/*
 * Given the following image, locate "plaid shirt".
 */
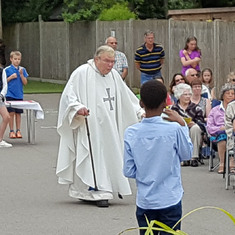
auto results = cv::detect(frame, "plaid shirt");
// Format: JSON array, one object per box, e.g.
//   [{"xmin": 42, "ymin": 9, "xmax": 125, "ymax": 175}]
[{"xmin": 113, "ymin": 51, "xmax": 128, "ymax": 75}]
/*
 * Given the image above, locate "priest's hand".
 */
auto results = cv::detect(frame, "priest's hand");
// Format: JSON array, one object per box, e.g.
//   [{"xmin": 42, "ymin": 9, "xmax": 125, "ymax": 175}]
[{"xmin": 77, "ymin": 107, "xmax": 89, "ymax": 116}]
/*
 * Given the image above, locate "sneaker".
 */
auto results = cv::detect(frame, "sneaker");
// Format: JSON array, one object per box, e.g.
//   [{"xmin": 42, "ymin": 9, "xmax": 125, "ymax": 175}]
[
  {"xmin": 190, "ymin": 159, "xmax": 199, "ymax": 167},
  {"xmin": 0, "ymin": 140, "xmax": 12, "ymax": 148},
  {"xmin": 181, "ymin": 160, "xmax": 190, "ymax": 166}
]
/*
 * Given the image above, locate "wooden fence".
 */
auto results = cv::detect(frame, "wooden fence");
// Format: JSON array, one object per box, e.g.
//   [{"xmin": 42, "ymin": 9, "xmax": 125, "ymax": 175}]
[{"xmin": 3, "ymin": 19, "xmax": 235, "ymax": 95}]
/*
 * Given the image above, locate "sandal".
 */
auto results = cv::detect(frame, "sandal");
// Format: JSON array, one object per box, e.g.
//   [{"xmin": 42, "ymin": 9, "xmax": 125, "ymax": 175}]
[
  {"xmin": 230, "ymin": 168, "xmax": 235, "ymax": 174},
  {"xmin": 218, "ymin": 164, "xmax": 224, "ymax": 174},
  {"xmin": 16, "ymin": 130, "xmax": 22, "ymax": 138},
  {"xmin": 9, "ymin": 130, "xmax": 16, "ymax": 139}
]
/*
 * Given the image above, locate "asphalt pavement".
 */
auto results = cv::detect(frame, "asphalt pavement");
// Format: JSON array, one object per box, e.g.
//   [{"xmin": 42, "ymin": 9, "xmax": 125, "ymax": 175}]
[{"xmin": 0, "ymin": 93, "xmax": 235, "ymax": 235}]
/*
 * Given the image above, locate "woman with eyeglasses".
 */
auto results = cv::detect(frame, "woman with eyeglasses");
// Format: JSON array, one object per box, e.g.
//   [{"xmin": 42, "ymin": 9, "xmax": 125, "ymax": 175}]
[
  {"xmin": 171, "ymin": 83, "xmax": 205, "ymax": 167},
  {"xmin": 169, "ymin": 73, "xmax": 188, "ymax": 104},
  {"xmin": 180, "ymin": 36, "xmax": 201, "ymax": 76},
  {"xmin": 191, "ymin": 78, "xmax": 211, "ymax": 120}
]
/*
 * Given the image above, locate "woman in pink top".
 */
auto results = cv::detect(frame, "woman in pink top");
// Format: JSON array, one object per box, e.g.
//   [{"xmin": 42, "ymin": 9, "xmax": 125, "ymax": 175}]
[{"xmin": 180, "ymin": 36, "xmax": 201, "ymax": 76}]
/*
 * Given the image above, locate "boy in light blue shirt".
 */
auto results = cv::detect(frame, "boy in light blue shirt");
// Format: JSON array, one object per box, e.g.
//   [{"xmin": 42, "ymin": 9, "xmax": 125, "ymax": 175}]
[{"xmin": 123, "ymin": 80, "xmax": 193, "ymax": 234}]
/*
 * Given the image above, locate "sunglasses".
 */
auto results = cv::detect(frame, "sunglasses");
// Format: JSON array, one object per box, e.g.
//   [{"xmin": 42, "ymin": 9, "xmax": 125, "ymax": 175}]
[
  {"xmin": 175, "ymin": 78, "xmax": 184, "ymax": 83},
  {"xmin": 191, "ymin": 74, "xmax": 199, "ymax": 77},
  {"xmin": 232, "ymin": 79, "xmax": 235, "ymax": 82}
]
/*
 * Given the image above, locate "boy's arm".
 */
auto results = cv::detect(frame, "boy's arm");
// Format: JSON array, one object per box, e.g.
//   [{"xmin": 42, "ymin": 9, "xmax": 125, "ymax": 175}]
[
  {"xmin": 123, "ymin": 132, "xmax": 136, "ymax": 179},
  {"xmin": 19, "ymin": 68, "xmax": 27, "ymax": 85},
  {"xmin": 177, "ymin": 127, "xmax": 193, "ymax": 162},
  {"xmin": 162, "ymin": 109, "xmax": 186, "ymax": 126},
  {"xmin": 7, "ymin": 73, "xmax": 17, "ymax": 82}
]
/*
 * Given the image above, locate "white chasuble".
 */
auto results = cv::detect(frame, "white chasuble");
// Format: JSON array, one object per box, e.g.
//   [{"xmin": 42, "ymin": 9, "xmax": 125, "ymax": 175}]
[{"xmin": 56, "ymin": 59, "xmax": 143, "ymax": 199}]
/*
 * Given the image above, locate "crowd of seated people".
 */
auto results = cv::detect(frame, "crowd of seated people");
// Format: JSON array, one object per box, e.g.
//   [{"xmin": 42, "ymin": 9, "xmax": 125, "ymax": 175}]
[{"xmin": 165, "ymin": 68, "xmax": 235, "ymax": 173}]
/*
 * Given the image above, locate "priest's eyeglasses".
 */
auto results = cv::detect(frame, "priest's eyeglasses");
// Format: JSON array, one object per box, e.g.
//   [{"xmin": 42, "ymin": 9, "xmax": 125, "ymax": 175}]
[{"xmin": 99, "ymin": 57, "xmax": 115, "ymax": 65}]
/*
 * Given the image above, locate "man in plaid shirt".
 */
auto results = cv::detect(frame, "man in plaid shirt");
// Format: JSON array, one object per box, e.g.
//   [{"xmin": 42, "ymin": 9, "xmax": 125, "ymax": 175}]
[{"xmin": 106, "ymin": 37, "xmax": 128, "ymax": 81}]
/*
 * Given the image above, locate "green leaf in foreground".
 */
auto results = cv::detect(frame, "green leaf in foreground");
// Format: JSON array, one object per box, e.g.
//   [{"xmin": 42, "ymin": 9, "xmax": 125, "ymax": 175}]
[{"xmin": 119, "ymin": 206, "xmax": 235, "ymax": 234}]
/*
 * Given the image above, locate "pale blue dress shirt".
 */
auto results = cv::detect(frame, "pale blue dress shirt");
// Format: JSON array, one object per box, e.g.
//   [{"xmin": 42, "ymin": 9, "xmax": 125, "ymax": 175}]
[{"xmin": 123, "ymin": 116, "xmax": 193, "ymax": 210}]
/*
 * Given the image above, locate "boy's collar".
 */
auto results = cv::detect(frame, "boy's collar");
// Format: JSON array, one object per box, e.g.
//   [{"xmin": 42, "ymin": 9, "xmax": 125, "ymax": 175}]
[{"xmin": 11, "ymin": 64, "xmax": 19, "ymax": 69}]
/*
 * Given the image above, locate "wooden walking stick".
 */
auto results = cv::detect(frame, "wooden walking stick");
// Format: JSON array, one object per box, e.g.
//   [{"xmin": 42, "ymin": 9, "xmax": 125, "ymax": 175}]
[{"xmin": 85, "ymin": 116, "xmax": 98, "ymax": 191}]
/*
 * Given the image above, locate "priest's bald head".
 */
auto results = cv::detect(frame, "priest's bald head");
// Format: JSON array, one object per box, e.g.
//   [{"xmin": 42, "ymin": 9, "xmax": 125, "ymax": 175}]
[{"xmin": 94, "ymin": 45, "xmax": 115, "ymax": 76}]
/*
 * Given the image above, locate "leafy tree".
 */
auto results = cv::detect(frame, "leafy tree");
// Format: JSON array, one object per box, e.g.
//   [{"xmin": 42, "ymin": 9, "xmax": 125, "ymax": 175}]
[
  {"xmin": 2, "ymin": 0, "xmax": 235, "ymax": 23},
  {"xmin": 131, "ymin": 0, "xmax": 166, "ymax": 19},
  {"xmin": 2, "ymin": 0, "xmax": 63, "ymax": 23},
  {"xmin": 99, "ymin": 3, "xmax": 136, "ymax": 21},
  {"xmin": 168, "ymin": 0, "xmax": 198, "ymax": 10},
  {"xmin": 199, "ymin": 0, "xmax": 235, "ymax": 7},
  {"xmin": 62, "ymin": 0, "xmax": 126, "ymax": 22}
]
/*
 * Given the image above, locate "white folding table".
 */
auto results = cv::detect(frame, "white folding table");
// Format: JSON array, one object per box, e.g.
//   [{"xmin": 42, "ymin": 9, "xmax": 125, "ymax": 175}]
[{"xmin": 6, "ymin": 100, "xmax": 44, "ymax": 144}]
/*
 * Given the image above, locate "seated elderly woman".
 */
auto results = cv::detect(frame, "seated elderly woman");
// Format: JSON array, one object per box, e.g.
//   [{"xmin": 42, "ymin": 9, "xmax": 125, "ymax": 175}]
[
  {"xmin": 207, "ymin": 83, "xmax": 235, "ymax": 174},
  {"xmin": 171, "ymin": 83, "xmax": 205, "ymax": 167}
]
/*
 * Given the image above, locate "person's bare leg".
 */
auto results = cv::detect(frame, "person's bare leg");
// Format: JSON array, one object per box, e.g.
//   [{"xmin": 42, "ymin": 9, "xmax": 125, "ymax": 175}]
[
  {"xmin": 9, "ymin": 112, "xmax": 16, "ymax": 138},
  {"xmin": 0, "ymin": 106, "xmax": 10, "ymax": 141},
  {"xmin": 15, "ymin": 113, "xmax": 22, "ymax": 138},
  {"xmin": 230, "ymin": 156, "xmax": 235, "ymax": 172},
  {"xmin": 217, "ymin": 140, "xmax": 226, "ymax": 173}
]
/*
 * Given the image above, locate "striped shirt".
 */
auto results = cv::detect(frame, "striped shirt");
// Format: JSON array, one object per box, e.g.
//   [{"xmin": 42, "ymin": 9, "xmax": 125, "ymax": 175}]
[{"xmin": 135, "ymin": 43, "xmax": 165, "ymax": 75}]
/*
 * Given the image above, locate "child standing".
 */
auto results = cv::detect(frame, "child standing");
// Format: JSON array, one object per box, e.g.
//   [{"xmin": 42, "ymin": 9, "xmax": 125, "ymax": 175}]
[
  {"xmin": 180, "ymin": 36, "xmax": 201, "ymax": 76},
  {"xmin": 201, "ymin": 68, "xmax": 216, "ymax": 100},
  {"xmin": 5, "ymin": 51, "xmax": 28, "ymax": 138},
  {"xmin": 123, "ymin": 80, "xmax": 193, "ymax": 235}
]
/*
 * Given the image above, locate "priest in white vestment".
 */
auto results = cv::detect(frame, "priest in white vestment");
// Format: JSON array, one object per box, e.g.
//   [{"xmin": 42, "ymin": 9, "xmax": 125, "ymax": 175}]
[{"xmin": 56, "ymin": 45, "xmax": 143, "ymax": 207}]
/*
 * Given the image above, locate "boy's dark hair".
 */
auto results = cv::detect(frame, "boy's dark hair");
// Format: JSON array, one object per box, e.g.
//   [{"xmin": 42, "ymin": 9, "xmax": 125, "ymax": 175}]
[{"xmin": 140, "ymin": 80, "xmax": 167, "ymax": 109}]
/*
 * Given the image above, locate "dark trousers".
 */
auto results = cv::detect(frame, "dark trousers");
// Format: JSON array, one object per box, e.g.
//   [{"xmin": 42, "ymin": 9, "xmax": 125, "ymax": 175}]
[{"xmin": 136, "ymin": 201, "xmax": 182, "ymax": 235}]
